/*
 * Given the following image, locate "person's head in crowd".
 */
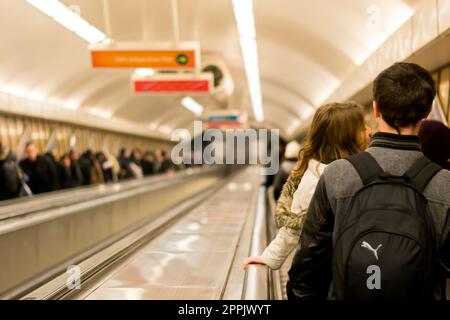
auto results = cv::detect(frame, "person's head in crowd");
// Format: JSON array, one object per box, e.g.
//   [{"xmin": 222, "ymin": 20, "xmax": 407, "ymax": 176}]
[
  {"xmin": 161, "ymin": 150, "xmax": 168, "ymax": 159},
  {"xmin": 143, "ymin": 150, "xmax": 154, "ymax": 162},
  {"xmin": 373, "ymin": 62, "xmax": 435, "ymax": 135},
  {"xmin": 45, "ymin": 149, "xmax": 56, "ymax": 158},
  {"xmin": 119, "ymin": 148, "xmax": 130, "ymax": 159},
  {"xmin": 83, "ymin": 149, "xmax": 93, "ymax": 159},
  {"xmin": 96, "ymin": 151, "xmax": 107, "ymax": 163},
  {"xmin": 60, "ymin": 154, "xmax": 71, "ymax": 168},
  {"xmin": 25, "ymin": 141, "xmax": 38, "ymax": 162},
  {"xmin": 132, "ymin": 148, "xmax": 142, "ymax": 162},
  {"xmin": 292, "ymin": 102, "xmax": 368, "ymax": 179},
  {"xmin": 154, "ymin": 149, "xmax": 162, "ymax": 160},
  {"xmin": 419, "ymin": 120, "xmax": 450, "ymax": 170},
  {"xmin": 69, "ymin": 149, "xmax": 79, "ymax": 161}
]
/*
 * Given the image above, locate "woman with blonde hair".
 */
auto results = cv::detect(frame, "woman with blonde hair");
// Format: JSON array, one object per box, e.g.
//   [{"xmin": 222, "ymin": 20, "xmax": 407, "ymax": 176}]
[{"xmin": 244, "ymin": 102, "xmax": 371, "ymax": 270}]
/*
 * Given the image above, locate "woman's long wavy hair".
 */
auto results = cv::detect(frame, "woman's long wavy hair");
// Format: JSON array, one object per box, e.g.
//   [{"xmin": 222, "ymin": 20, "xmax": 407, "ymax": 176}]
[{"xmin": 292, "ymin": 102, "xmax": 367, "ymax": 179}]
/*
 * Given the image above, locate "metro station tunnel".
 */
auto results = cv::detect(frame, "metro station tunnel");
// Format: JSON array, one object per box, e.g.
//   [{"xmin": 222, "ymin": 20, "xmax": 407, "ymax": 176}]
[{"xmin": 0, "ymin": 0, "xmax": 449, "ymax": 304}]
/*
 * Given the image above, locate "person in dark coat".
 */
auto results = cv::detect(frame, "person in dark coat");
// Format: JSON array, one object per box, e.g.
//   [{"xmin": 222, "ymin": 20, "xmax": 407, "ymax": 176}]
[
  {"xmin": 44, "ymin": 151, "xmax": 61, "ymax": 190},
  {"xmin": 130, "ymin": 148, "xmax": 143, "ymax": 167},
  {"xmin": 0, "ymin": 143, "xmax": 21, "ymax": 201},
  {"xmin": 19, "ymin": 142, "xmax": 59, "ymax": 194},
  {"xmin": 141, "ymin": 151, "xmax": 155, "ymax": 176},
  {"xmin": 117, "ymin": 148, "xmax": 135, "ymax": 180},
  {"xmin": 78, "ymin": 150, "xmax": 92, "ymax": 185},
  {"xmin": 79, "ymin": 149, "xmax": 104, "ymax": 185},
  {"xmin": 57, "ymin": 153, "xmax": 75, "ymax": 189},
  {"xmin": 96, "ymin": 151, "xmax": 114, "ymax": 183},
  {"xmin": 69, "ymin": 149, "xmax": 83, "ymax": 187},
  {"xmin": 159, "ymin": 150, "xmax": 174, "ymax": 173},
  {"xmin": 419, "ymin": 120, "xmax": 450, "ymax": 170}
]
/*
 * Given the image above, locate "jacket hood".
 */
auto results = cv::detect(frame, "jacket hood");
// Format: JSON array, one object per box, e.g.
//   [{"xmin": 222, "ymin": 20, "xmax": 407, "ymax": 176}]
[{"xmin": 290, "ymin": 159, "xmax": 327, "ymax": 215}]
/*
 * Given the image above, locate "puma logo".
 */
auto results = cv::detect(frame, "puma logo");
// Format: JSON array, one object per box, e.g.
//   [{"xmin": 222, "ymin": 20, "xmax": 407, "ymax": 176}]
[{"xmin": 361, "ymin": 241, "xmax": 382, "ymax": 260}]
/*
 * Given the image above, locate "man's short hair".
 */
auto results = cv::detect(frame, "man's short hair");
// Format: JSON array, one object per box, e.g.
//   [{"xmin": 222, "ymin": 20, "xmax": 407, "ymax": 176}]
[
  {"xmin": 373, "ymin": 62, "xmax": 435, "ymax": 131},
  {"xmin": 25, "ymin": 141, "xmax": 35, "ymax": 148}
]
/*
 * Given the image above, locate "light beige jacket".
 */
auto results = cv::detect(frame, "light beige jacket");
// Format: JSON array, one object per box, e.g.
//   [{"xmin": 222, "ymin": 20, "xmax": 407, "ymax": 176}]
[{"xmin": 261, "ymin": 159, "xmax": 327, "ymax": 270}]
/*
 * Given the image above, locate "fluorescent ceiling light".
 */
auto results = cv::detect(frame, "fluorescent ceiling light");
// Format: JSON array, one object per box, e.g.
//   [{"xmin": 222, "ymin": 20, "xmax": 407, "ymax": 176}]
[
  {"xmin": 2, "ymin": 85, "xmax": 47, "ymax": 103},
  {"xmin": 62, "ymin": 100, "xmax": 79, "ymax": 110},
  {"xmin": 26, "ymin": 0, "xmax": 108, "ymax": 44},
  {"xmin": 26, "ymin": 91, "xmax": 46, "ymax": 102},
  {"xmin": 234, "ymin": 7, "xmax": 256, "ymax": 38},
  {"xmin": 1, "ymin": 85, "xmax": 83, "ymax": 111},
  {"xmin": 181, "ymin": 97, "xmax": 204, "ymax": 116},
  {"xmin": 2, "ymin": 85, "xmax": 27, "ymax": 97},
  {"xmin": 158, "ymin": 126, "xmax": 172, "ymax": 135},
  {"xmin": 88, "ymin": 108, "xmax": 112, "ymax": 118},
  {"xmin": 134, "ymin": 68, "xmax": 155, "ymax": 77},
  {"xmin": 232, "ymin": 0, "xmax": 264, "ymax": 123},
  {"xmin": 239, "ymin": 38, "xmax": 259, "ymax": 64},
  {"xmin": 232, "ymin": 0, "xmax": 253, "ymax": 12}
]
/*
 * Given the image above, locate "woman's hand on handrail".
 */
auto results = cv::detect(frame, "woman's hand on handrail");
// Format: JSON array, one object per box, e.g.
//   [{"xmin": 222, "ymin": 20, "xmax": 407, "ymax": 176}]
[{"xmin": 242, "ymin": 256, "xmax": 265, "ymax": 270}]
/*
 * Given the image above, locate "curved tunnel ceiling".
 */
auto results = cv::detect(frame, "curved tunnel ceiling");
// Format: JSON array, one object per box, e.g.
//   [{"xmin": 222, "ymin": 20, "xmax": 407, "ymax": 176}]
[{"xmin": 0, "ymin": 0, "xmax": 425, "ymax": 140}]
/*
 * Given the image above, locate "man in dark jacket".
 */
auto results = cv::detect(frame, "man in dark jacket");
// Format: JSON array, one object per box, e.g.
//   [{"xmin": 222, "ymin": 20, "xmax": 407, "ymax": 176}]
[
  {"xmin": 57, "ymin": 154, "xmax": 76, "ymax": 189},
  {"xmin": 78, "ymin": 149, "xmax": 104, "ymax": 185},
  {"xmin": 141, "ymin": 151, "xmax": 155, "ymax": 176},
  {"xmin": 117, "ymin": 148, "xmax": 135, "ymax": 180},
  {"xmin": 44, "ymin": 151, "xmax": 61, "ymax": 190},
  {"xmin": 287, "ymin": 63, "xmax": 450, "ymax": 300},
  {"xmin": 0, "ymin": 143, "xmax": 21, "ymax": 201},
  {"xmin": 69, "ymin": 149, "xmax": 83, "ymax": 187},
  {"xmin": 159, "ymin": 150, "xmax": 174, "ymax": 173},
  {"xmin": 78, "ymin": 149, "xmax": 93, "ymax": 185},
  {"xmin": 19, "ymin": 142, "xmax": 59, "ymax": 194}
]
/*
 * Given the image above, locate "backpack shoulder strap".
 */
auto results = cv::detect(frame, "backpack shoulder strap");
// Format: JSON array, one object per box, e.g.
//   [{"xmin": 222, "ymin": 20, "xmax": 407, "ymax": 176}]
[
  {"xmin": 345, "ymin": 152, "xmax": 384, "ymax": 185},
  {"xmin": 403, "ymin": 156, "xmax": 442, "ymax": 192}
]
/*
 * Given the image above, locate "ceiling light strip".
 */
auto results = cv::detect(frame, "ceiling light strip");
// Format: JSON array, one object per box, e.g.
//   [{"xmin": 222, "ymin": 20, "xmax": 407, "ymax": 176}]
[
  {"xmin": 181, "ymin": 97, "xmax": 204, "ymax": 116},
  {"xmin": 232, "ymin": 0, "xmax": 264, "ymax": 122},
  {"xmin": 26, "ymin": 0, "xmax": 108, "ymax": 44}
]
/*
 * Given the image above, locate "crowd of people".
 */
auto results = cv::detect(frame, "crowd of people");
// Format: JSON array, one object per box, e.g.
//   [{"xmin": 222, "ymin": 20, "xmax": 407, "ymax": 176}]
[
  {"xmin": 0, "ymin": 142, "xmax": 179, "ymax": 201},
  {"xmin": 244, "ymin": 62, "xmax": 450, "ymax": 300}
]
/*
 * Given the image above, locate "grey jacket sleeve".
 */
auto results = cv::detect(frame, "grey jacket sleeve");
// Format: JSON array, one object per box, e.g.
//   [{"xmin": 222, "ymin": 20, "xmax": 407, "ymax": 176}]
[{"xmin": 286, "ymin": 176, "xmax": 334, "ymax": 300}]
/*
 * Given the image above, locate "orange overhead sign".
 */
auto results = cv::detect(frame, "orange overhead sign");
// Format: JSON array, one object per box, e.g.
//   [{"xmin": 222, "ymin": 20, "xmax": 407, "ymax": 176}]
[
  {"xmin": 89, "ymin": 42, "xmax": 200, "ymax": 70},
  {"xmin": 91, "ymin": 50, "xmax": 196, "ymax": 69}
]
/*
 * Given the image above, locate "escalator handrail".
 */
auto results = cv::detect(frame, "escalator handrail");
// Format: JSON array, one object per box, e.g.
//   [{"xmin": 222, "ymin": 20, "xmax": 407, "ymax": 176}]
[
  {"xmin": 242, "ymin": 184, "xmax": 270, "ymax": 300},
  {"xmin": 0, "ymin": 166, "xmax": 220, "ymax": 222}
]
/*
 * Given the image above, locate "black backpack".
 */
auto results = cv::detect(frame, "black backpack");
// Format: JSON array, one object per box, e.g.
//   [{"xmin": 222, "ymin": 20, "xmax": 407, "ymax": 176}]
[{"xmin": 333, "ymin": 152, "xmax": 442, "ymax": 300}]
